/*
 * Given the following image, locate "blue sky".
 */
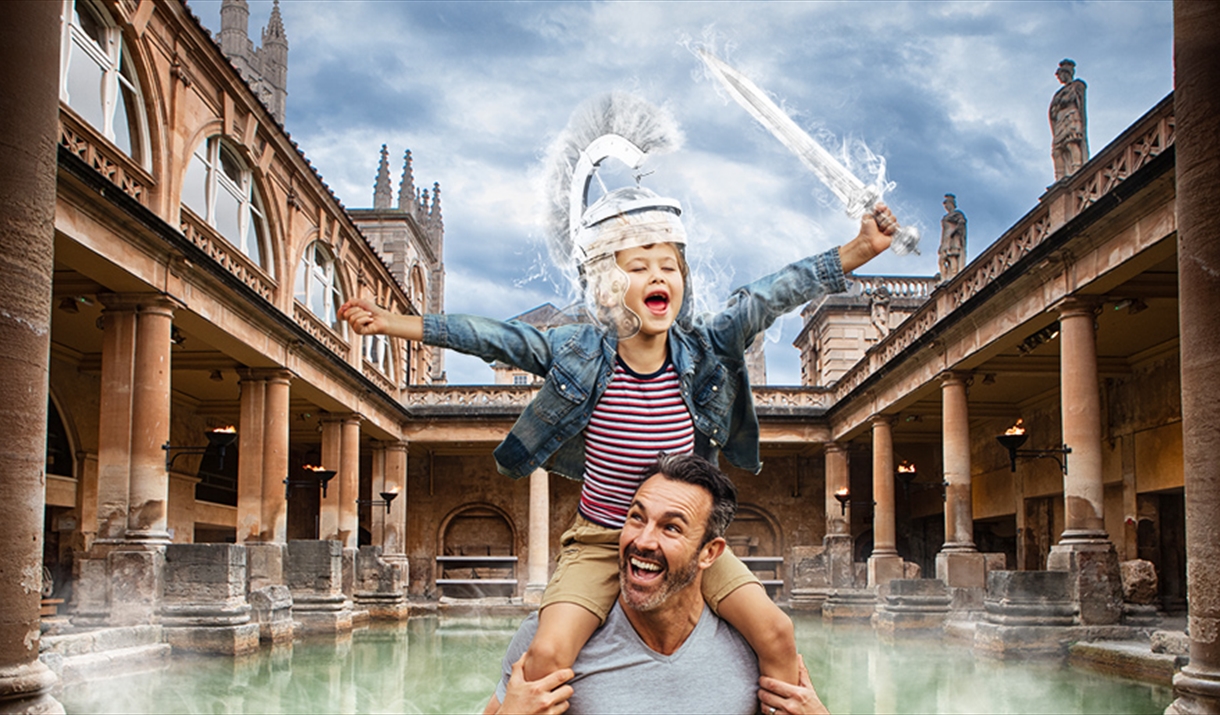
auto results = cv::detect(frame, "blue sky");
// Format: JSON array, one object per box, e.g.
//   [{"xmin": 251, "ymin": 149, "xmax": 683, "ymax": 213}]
[{"xmin": 192, "ymin": 0, "xmax": 1174, "ymax": 385}]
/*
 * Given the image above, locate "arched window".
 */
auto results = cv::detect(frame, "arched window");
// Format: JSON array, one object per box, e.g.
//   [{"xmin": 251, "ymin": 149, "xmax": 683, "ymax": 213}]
[
  {"xmin": 59, "ymin": 0, "xmax": 148, "ymax": 166},
  {"xmin": 295, "ymin": 242, "xmax": 345, "ymax": 333},
  {"xmin": 183, "ymin": 136, "xmax": 270, "ymax": 273},
  {"xmin": 363, "ymin": 334, "xmax": 391, "ymax": 377}
]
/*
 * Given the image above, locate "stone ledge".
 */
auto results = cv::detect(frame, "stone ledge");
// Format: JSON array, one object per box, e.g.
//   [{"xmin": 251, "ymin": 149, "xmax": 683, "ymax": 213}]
[
  {"xmin": 41, "ymin": 643, "xmax": 170, "ymax": 686},
  {"xmin": 1069, "ymin": 641, "xmax": 1183, "ymax": 686}
]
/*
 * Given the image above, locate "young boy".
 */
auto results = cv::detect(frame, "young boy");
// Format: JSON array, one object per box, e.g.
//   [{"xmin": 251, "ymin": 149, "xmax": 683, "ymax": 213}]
[{"xmin": 339, "ymin": 93, "xmax": 898, "ymax": 695}]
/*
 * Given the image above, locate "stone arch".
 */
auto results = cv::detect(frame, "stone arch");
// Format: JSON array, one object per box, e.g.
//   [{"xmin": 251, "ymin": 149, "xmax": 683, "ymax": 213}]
[
  {"xmin": 724, "ymin": 503, "xmax": 782, "ymax": 557},
  {"xmin": 437, "ymin": 502, "xmax": 517, "ymax": 557}
]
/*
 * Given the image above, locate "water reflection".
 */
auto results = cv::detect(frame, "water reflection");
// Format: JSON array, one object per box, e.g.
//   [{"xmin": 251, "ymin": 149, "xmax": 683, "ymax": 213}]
[{"xmin": 60, "ymin": 614, "xmax": 1171, "ymax": 714}]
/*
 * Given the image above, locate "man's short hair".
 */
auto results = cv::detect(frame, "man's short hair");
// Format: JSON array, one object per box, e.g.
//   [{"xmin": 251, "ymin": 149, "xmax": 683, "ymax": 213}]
[{"xmin": 644, "ymin": 453, "xmax": 738, "ymax": 545}]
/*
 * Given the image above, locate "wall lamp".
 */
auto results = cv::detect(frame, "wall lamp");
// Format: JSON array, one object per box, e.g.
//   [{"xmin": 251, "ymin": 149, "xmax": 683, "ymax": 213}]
[
  {"xmin": 284, "ymin": 465, "xmax": 337, "ymax": 500},
  {"xmin": 832, "ymin": 488, "xmax": 876, "ymax": 515},
  {"xmin": 164, "ymin": 426, "xmax": 237, "ymax": 470},
  {"xmin": 357, "ymin": 490, "xmax": 399, "ymax": 514},
  {"xmin": 996, "ymin": 420, "xmax": 1070, "ymax": 475}
]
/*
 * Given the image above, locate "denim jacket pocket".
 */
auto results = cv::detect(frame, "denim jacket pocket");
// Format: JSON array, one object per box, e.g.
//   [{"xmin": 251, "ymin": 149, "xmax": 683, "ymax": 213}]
[
  {"xmin": 692, "ymin": 363, "xmax": 731, "ymax": 415},
  {"xmin": 532, "ymin": 362, "xmax": 589, "ymax": 425}
]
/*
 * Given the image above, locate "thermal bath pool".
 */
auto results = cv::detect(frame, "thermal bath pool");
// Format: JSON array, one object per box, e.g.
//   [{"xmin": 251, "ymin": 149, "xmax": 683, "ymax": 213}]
[{"xmin": 60, "ymin": 614, "xmax": 1173, "ymax": 714}]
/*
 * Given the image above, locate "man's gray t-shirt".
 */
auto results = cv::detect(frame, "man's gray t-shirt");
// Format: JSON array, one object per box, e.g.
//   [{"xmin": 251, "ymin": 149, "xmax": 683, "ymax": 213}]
[{"xmin": 496, "ymin": 601, "xmax": 760, "ymax": 714}]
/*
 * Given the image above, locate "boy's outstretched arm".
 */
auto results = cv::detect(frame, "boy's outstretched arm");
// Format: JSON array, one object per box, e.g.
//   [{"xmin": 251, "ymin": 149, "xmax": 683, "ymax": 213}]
[
  {"xmin": 717, "ymin": 582, "xmax": 799, "ymax": 687},
  {"xmin": 338, "ymin": 298, "xmax": 423, "ymax": 341},
  {"xmin": 838, "ymin": 203, "xmax": 899, "ymax": 274}
]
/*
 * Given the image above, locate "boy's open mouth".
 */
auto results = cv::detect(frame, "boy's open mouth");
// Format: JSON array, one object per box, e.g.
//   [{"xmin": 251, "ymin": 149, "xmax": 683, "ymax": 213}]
[{"xmin": 644, "ymin": 291, "xmax": 670, "ymax": 315}]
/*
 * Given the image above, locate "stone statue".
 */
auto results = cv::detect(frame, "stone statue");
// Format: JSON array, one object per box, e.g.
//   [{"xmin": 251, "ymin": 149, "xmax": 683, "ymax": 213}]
[
  {"xmin": 1049, "ymin": 59, "xmax": 1089, "ymax": 181},
  {"xmin": 939, "ymin": 194, "xmax": 966, "ymax": 281}
]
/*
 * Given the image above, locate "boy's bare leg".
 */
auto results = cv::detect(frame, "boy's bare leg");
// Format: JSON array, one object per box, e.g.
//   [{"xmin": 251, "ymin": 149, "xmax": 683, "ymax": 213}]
[
  {"xmin": 716, "ymin": 583, "xmax": 799, "ymax": 685},
  {"xmin": 521, "ymin": 602, "xmax": 602, "ymax": 682}
]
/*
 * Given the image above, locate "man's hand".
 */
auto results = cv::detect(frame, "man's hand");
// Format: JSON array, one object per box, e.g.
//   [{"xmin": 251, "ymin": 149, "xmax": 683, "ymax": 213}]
[
  {"xmin": 757, "ymin": 655, "xmax": 829, "ymax": 715},
  {"xmin": 838, "ymin": 203, "xmax": 899, "ymax": 273},
  {"xmin": 484, "ymin": 655, "xmax": 574, "ymax": 715},
  {"xmin": 336, "ymin": 298, "xmax": 423, "ymax": 340}
]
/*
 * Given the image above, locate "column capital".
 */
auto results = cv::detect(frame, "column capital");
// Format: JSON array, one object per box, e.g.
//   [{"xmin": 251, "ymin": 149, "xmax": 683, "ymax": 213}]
[
  {"xmin": 238, "ymin": 367, "xmax": 295, "ymax": 383},
  {"xmin": 383, "ymin": 440, "xmax": 408, "ymax": 454},
  {"xmin": 98, "ymin": 292, "xmax": 183, "ymax": 314},
  {"xmin": 938, "ymin": 370, "xmax": 972, "ymax": 387},
  {"xmin": 870, "ymin": 413, "xmax": 895, "ymax": 427},
  {"xmin": 1053, "ymin": 296, "xmax": 1103, "ymax": 319},
  {"xmin": 824, "ymin": 441, "xmax": 847, "ymax": 455},
  {"xmin": 321, "ymin": 411, "xmax": 364, "ymax": 425}
]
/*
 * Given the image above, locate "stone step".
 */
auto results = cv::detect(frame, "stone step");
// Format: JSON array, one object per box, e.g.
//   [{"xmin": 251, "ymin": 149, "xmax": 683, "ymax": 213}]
[
  {"xmin": 40, "ymin": 624, "xmax": 162, "ymax": 657},
  {"xmin": 42, "ymin": 643, "xmax": 171, "ymax": 686}
]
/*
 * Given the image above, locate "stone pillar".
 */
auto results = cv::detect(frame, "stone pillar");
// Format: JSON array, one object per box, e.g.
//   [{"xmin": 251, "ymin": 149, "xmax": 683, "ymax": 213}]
[
  {"xmin": 369, "ymin": 443, "xmax": 388, "ymax": 547},
  {"xmin": 382, "ymin": 441, "xmax": 408, "ymax": 565},
  {"xmin": 525, "ymin": 468, "xmax": 549, "ymax": 605},
  {"xmin": 160, "ymin": 544, "xmax": 259, "ymax": 655},
  {"xmin": 1171, "ymin": 2, "xmax": 1220, "ymax": 710},
  {"xmin": 0, "ymin": 1, "xmax": 63, "ymax": 708},
  {"xmin": 868, "ymin": 415, "xmax": 903, "ymax": 588},
  {"xmin": 95, "ymin": 299, "xmax": 137, "ymax": 542},
  {"xmin": 235, "ymin": 371, "xmax": 266, "ymax": 543},
  {"xmin": 339, "ymin": 415, "xmax": 362, "ymax": 549},
  {"xmin": 825, "ymin": 443, "xmax": 850, "ymax": 537},
  {"xmin": 126, "ymin": 297, "xmax": 177, "ymax": 543},
  {"xmin": 937, "ymin": 372, "xmax": 984, "ymax": 591},
  {"xmin": 319, "ymin": 417, "xmax": 343, "ymax": 541},
  {"xmin": 1055, "ymin": 299, "xmax": 1107, "ymax": 544},
  {"xmin": 260, "ymin": 371, "xmax": 291, "ymax": 543},
  {"xmin": 1048, "ymin": 298, "xmax": 1121, "ymax": 625},
  {"xmin": 286, "ymin": 540, "xmax": 353, "ymax": 635}
]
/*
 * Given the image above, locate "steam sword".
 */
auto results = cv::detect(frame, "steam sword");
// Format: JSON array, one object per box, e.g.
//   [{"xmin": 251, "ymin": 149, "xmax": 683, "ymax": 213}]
[{"xmin": 697, "ymin": 49, "xmax": 920, "ymax": 255}]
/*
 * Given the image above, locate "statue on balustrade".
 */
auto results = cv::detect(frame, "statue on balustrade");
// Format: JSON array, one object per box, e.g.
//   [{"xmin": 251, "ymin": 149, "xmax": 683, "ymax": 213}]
[
  {"xmin": 1049, "ymin": 59, "xmax": 1089, "ymax": 182},
  {"xmin": 939, "ymin": 193, "xmax": 967, "ymax": 281}
]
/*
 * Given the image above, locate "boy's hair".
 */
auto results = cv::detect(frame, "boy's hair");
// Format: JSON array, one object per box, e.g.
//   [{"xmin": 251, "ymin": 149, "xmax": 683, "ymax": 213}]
[{"xmin": 644, "ymin": 453, "xmax": 738, "ymax": 546}]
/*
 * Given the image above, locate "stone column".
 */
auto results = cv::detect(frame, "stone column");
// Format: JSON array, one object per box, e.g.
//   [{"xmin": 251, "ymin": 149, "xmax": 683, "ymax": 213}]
[
  {"xmin": 1170, "ymin": 2, "xmax": 1220, "ymax": 710},
  {"xmin": 260, "ymin": 370, "xmax": 291, "ymax": 543},
  {"xmin": 937, "ymin": 372, "xmax": 984, "ymax": 590},
  {"xmin": 1054, "ymin": 299, "xmax": 1107, "ymax": 544},
  {"xmin": 382, "ymin": 441, "xmax": 408, "ymax": 564},
  {"xmin": 319, "ymin": 417, "xmax": 343, "ymax": 541},
  {"xmin": 236, "ymin": 371, "xmax": 266, "ymax": 543},
  {"xmin": 525, "ymin": 468, "xmax": 550, "ymax": 605},
  {"xmin": 825, "ymin": 443, "xmax": 850, "ymax": 537},
  {"xmin": 369, "ymin": 443, "xmax": 387, "ymax": 546},
  {"xmin": 94, "ymin": 299, "xmax": 137, "ymax": 541},
  {"xmin": 0, "ymin": 1, "xmax": 63, "ymax": 707},
  {"xmin": 1048, "ymin": 298, "xmax": 1121, "ymax": 625},
  {"xmin": 868, "ymin": 415, "xmax": 903, "ymax": 587},
  {"xmin": 339, "ymin": 415, "xmax": 362, "ymax": 549},
  {"xmin": 126, "ymin": 296, "xmax": 178, "ymax": 542}
]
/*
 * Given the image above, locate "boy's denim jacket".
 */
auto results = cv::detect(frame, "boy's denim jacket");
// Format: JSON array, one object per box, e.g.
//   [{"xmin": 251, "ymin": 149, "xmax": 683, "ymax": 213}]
[{"xmin": 422, "ymin": 249, "xmax": 847, "ymax": 480}]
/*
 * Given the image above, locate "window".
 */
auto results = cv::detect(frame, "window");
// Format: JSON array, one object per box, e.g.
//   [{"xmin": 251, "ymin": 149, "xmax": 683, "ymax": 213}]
[
  {"xmin": 513, "ymin": 374, "xmax": 531, "ymax": 386},
  {"xmin": 183, "ymin": 137, "xmax": 270, "ymax": 272},
  {"xmin": 295, "ymin": 242, "xmax": 345, "ymax": 333},
  {"xmin": 59, "ymin": 0, "xmax": 147, "ymax": 165},
  {"xmin": 363, "ymin": 333, "xmax": 391, "ymax": 377}
]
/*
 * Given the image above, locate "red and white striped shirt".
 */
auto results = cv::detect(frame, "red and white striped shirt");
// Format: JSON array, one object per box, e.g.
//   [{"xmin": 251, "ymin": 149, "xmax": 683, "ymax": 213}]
[{"xmin": 579, "ymin": 358, "xmax": 694, "ymax": 528}]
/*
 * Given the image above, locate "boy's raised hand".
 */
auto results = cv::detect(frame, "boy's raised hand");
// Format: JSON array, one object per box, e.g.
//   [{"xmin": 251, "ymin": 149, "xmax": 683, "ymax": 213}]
[
  {"xmin": 338, "ymin": 299, "xmax": 425, "ymax": 340},
  {"xmin": 838, "ymin": 202, "xmax": 899, "ymax": 273}
]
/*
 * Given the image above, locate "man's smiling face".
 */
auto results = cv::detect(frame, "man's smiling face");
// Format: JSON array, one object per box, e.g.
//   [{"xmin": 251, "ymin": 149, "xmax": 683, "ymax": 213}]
[
  {"xmin": 618, "ymin": 473, "xmax": 714, "ymax": 612},
  {"xmin": 615, "ymin": 243, "xmax": 685, "ymax": 339}
]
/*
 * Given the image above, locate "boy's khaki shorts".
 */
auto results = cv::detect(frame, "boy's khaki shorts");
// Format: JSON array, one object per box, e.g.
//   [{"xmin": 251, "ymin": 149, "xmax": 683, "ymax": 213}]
[{"xmin": 539, "ymin": 514, "xmax": 760, "ymax": 623}]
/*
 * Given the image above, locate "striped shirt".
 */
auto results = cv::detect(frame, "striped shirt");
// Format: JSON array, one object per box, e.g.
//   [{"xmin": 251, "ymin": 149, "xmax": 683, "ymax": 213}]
[{"xmin": 579, "ymin": 358, "xmax": 695, "ymax": 528}]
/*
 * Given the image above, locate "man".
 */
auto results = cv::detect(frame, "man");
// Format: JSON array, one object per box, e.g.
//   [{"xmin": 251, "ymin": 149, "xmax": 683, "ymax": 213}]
[
  {"xmin": 484, "ymin": 453, "xmax": 828, "ymax": 715},
  {"xmin": 938, "ymin": 194, "xmax": 966, "ymax": 280}
]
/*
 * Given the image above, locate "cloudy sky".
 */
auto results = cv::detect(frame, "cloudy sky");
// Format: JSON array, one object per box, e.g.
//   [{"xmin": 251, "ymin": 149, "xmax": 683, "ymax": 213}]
[{"xmin": 192, "ymin": 0, "xmax": 1174, "ymax": 385}]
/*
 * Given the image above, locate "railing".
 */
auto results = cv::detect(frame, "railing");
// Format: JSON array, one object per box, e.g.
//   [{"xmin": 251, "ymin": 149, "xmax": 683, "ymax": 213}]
[
  {"xmin": 180, "ymin": 209, "xmax": 276, "ymax": 302},
  {"xmin": 435, "ymin": 555, "xmax": 518, "ymax": 598},
  {"xmin": 850, "ymin": 275, "xmax": 938, "ymax": 300},
  {"xmin": 292, "ymin": 302, "xmax": 348, "ymax": 358},
  {"xmin": 59, "ymin": 110, "xmax": 151, "ymax": 206},
  {"xmin": 362, "ymin": 360, "xmax": 396, "ymax": 396},
  {"xmin": 831, "ymin": 94, "xmax": 1175, "ymax": 405}
]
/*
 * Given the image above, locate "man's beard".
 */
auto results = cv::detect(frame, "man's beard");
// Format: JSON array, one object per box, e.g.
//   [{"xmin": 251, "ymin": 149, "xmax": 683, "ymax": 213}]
[{"xmin": 619, "ymin": 544, "xmax": 699, "ymax": 612}]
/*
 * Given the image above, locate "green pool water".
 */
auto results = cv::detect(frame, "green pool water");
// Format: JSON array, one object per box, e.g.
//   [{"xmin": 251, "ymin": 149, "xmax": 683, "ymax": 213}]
[{"xmin": 59, "ymin": 615, "xmax": 1173, "ymax": 714}]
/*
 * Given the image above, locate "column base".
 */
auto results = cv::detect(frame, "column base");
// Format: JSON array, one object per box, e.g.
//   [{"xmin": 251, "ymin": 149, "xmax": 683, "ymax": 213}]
[
  {"xmin": 822, "ymin": 589, "xmax": 877, "ymax": 622},
  {"xmin": 1169, "ymin": 665, "xmax": 1220, "ymax": 714},
  {"xmin": 163, "ymin": 623, "xmax": 260, "ymax": 656},
  {"xmin": 936, "ymin": 550, "xmax": 985, "ymax": 589},
  {"xmin": 291, "ymin": 594, "xmax": 353, "ymax": 635},
  {"xmin": 873, "ymin": 579, "xmax": 950, "ymax": 643},
  {"xmin": 523, "ymin": 582, "xmax": 546, "ymax": 607},
  {"xmin": 249, "ymin": 585, "xmax": 295, "ymax": 644},
  {"xmin": 1048, "ymin": 540, "xmax": 1123, "ymax": 625},
  {"xmin": 867, "ymin": 553, "xmax": 904, "ymax": 588},
  {"xmin": 0, "ymin": 661, "xmax": 62, "ymax": 714}
]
